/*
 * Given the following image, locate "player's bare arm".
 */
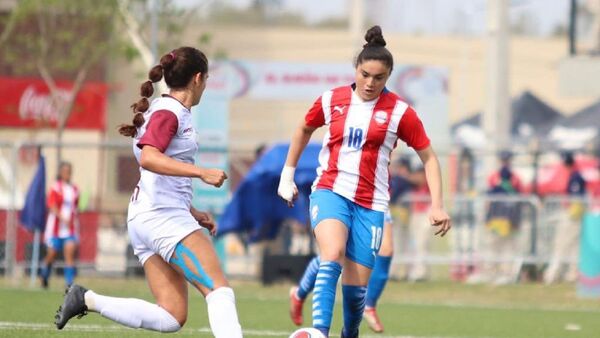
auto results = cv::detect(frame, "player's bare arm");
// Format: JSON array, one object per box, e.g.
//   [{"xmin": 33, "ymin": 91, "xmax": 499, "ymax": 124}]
[
  {"xmin": 416, "ymin": 146, "xmax": 451, "ymax": 237},
  {"xmin": 139, "ymin": 145, "xmax": 227, "ymax": 187},
  {"xmin": 278, "ymin": 122, "xmax": 317, "ymax": 207}
]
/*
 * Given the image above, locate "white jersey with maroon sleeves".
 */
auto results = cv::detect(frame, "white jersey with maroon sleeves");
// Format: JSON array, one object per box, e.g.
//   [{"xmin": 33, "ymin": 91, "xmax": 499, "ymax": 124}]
[
  {"xmin": 44, "ymin": 181, "xmax": 79, "ymax": 241},
  {"xmin": 306, "ymin": 85, "xmax": 430, "ymax": 212},
  {"xmin": 127, "ymin": 95, "xmax": 198, "ymax": 221}
]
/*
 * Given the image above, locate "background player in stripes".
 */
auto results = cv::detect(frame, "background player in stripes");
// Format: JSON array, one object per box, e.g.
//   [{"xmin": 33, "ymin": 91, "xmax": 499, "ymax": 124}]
[
  {"xmin": 40, "ymin": 161, "xmax": 80, "ymax": 288},
  {"xmin": 278, "ymin": 25, "xmax": 451, "ymax": 338},
  {"xmin": 54, "ymin": 47, "xmax": 243, "ymax": 337}
]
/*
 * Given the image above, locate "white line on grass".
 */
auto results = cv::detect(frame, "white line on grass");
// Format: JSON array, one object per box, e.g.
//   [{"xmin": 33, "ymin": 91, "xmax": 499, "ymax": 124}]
[
  {"xmin": 241, "ymin": 295, "xmax": 600, "ymax": 313},
  {"xmin": 0, "ymin": 321, "xmax": 458, "ymax": 338}
]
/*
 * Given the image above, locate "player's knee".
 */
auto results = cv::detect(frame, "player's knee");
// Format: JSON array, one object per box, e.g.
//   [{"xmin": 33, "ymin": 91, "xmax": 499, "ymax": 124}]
[
  {"xmin": 171, "ymin": 312, "xmax": 187, "ymax": 329},
  {"xmin": 320, "ymin": 249, "xmax": 345, "ymax": 263},
  {"xmin": 379, "ymin": 247, "xmax": 393, "ymax": 256},
  {"xmin": 159, "ymin": 303, "xmax": 187, "ymax": 329}
]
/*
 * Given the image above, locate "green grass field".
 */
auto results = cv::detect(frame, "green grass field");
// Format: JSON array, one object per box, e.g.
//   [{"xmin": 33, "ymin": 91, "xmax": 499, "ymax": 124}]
[{"xmin": 0, "ymin": 276, "xmax": 599, "ymax": 338}]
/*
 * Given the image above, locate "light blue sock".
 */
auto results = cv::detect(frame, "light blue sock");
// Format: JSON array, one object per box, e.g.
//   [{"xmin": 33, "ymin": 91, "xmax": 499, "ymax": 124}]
[
  {"xmin": 312, "ymin": 260, "xmax": 342, "ymax": 337},
  {"xmin": 341, "ymin": 285, "xmax": 367, "ymax": 338},
  {"xmin": 297, "ymin": 256, "xmax": 321, "ymax": 300},
  {"xmin": 64, "ymin": 266, "xmax": 76, "ymax": 286},
  {"xmin": 366, "ymin": 255, "xmax": 392, "ymax": 308}
]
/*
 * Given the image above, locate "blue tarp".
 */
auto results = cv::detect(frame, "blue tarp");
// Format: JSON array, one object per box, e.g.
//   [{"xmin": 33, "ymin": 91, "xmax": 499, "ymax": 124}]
[{"xmin": 219, "ymin": 143, "xmax": 321, "ymax": 242}]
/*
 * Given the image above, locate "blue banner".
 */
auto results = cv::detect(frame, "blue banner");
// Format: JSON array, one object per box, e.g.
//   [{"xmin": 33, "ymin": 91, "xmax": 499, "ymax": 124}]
[{"xmin": 578, "ymin": 212, "xmax": 600, "ymax": 297}]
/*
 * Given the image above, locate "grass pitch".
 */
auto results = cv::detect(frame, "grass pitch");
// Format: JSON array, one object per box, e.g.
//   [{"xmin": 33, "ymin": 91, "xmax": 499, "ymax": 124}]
[{"xmin": 0, "ymin": 276, "xmax": 599, "ymax": 337}]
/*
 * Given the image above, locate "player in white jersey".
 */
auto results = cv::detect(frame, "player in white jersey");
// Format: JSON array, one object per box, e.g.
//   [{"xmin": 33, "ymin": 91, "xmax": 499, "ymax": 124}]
[
  {"xmin": 40, "ymin": 162, "xmax": 79, "ymax": 288},
  {"xmin": 55, "ymin": 47, "xmax": 243, "ymax": 338},
  {"xmin": 278, "ymin": 26, "xmax": 451, "ymax": 338}
]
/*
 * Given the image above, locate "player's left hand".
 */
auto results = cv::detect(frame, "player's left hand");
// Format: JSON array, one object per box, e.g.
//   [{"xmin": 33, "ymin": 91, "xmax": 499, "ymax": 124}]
[
  {"xmin": 193, "ymin": 210, "xmax": 217, "ymax": 236},
  {"xmin": 429, "ymin": 207, "xmax": 451, "ymax": 237}
]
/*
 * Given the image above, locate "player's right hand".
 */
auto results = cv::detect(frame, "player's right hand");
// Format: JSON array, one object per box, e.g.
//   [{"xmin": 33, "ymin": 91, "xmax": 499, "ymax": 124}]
[
  {"xmin": 200, "ymin": 168, "xmax": 227, "ymax": 187},
  {"xmin": 278, "ymin": 166, "xmax": 298, "ymax": 207},
  {"xmin": 193, "ymin": 210, "xmax": 217, "ymax": 236}
]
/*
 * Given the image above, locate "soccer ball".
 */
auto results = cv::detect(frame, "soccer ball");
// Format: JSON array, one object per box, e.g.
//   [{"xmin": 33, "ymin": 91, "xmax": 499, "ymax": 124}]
[{"xmin": 289, "ymin": 328, "xmax": 326, "ymax": 338}]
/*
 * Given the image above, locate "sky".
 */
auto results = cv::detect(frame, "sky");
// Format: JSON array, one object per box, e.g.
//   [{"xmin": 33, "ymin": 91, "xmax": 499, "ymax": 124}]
[{"xmin": 174, "ymin": 0, "xmax": 572, "ymax": 37}]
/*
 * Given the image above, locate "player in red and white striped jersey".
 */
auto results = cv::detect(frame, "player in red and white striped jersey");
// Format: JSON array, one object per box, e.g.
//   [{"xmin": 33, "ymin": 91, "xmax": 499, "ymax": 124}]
[
  {"xmin": 40, "ymin": 162, "xmax": 79, "ymax": 288},
  {"xmin": 278, "ymin": 26, "xmax": 451, "ymax": 338}
]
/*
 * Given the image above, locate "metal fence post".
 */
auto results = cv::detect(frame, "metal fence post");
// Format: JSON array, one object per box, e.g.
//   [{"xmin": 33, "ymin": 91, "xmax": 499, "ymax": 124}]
[{"xmin": 5, "ymin": 143, "xmax": 19, "ymax": 278}]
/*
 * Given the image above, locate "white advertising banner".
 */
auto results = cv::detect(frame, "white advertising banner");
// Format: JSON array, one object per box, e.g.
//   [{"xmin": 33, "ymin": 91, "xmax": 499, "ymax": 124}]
[{"xmin": 208, "ymin": 60, "xmax": 450, "ymax": 150}]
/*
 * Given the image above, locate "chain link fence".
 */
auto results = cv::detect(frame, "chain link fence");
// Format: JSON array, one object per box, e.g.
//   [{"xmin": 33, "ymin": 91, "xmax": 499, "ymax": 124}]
[{"xmin": 0, "ymin": 142, "xmax": 597, "ymax": 284}]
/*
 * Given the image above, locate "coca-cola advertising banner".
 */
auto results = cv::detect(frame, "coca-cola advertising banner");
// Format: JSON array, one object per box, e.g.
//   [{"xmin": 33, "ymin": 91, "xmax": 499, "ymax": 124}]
[{"xmin": 0, "ymin": 76, "xmax": 107, "ymax": 130}]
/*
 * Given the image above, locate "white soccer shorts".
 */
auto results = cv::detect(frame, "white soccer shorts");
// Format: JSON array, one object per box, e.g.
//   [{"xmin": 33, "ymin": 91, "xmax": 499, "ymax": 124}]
[{"xmin": 127, "ymin": 209, "xmax": 201, "ymax": 265}]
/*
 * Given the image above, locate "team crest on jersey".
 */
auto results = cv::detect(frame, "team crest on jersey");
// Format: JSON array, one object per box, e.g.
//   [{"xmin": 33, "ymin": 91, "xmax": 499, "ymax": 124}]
[
  {"xmin": 373, "ymin": 110, "xmax": 388, "ymax": 125},
  {"xmin": 311, "ymin": 205, "xmax": 319, "ymax": 221}
]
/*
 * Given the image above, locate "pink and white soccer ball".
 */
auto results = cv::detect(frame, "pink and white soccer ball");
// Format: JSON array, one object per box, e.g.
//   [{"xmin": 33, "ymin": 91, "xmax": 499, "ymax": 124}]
[{"xmin": 289, "ymin": 327, "xmax": 327, "ymax": 338}]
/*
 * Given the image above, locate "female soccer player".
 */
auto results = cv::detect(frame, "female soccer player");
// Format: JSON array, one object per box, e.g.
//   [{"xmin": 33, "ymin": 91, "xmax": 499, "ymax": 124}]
[
  {"xmin": 289, "ymin": 211, "xmax": 394, "ymax": 333},
  {"xmin": 40, "ymin": 162, "xmax": 80, "ymax": 288},
  {"xmin": 278, "ymin": 26, "xmax": 451, "ymax": 338},
  {"xmin": 54, "ymin": 47, "xmax": 243, "ymax": 338}
]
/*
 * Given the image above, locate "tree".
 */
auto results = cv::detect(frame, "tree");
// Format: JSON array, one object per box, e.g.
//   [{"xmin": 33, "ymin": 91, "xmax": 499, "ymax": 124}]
[
  {"xmin": 0, "ymin": 0, "xmax": 122, "ymax": 162},
  {"xmin": 0, "ymin": 0, "xmax": 222, "ymax": 164},
  {"xmin": 118, "ymin": 0, "xmax": 229, "ymax": 77}
]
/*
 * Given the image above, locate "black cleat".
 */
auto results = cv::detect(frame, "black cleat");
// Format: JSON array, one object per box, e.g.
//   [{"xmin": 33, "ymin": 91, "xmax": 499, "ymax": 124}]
[
  {"xmin": 55, "ymin": 284, "xmax": 88, "ymax": 330},
  {"xmin": 40, "ymin": 275, "xmax": 48, "ymax": 289}
]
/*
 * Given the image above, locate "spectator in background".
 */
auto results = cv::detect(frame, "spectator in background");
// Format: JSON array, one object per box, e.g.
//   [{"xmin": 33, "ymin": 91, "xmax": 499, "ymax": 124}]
[
  {"xmin": 40, "ymin": 162, "xmax": 80, "ymax": 289},
  {"xmin": 468, "ymin": 150, "xmax": 523, "ymax": 285},
  {"xmin": 544, "ymin": 151, "xmax": 586, "ymax": 284},
  {"xmin": 407, "ymin": 165, "xmax": 431, "ymax": 282},
  {"xmin": 451, "ymin": 148, "xmax": 477, "ymax": 281},
  {"xmin": 254, "ymin": 143, "xmax": 266, "ymax": 161},
  {"xmin": 590, "ymin": 161, "xmax": 600, "ymax": 213},
  {"xmin": 388, "ymin": 157, "xmax": 414, "ymax": 280},
  {"xmin": 390, "ymin": 157, "xmax": 413, "ymax": 205}
]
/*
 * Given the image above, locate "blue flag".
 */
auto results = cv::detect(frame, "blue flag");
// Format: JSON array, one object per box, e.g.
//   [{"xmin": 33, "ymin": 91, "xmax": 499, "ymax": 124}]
[{"xmin": 20, "ymin": 154, "xmax": 47, "ymax": 232}]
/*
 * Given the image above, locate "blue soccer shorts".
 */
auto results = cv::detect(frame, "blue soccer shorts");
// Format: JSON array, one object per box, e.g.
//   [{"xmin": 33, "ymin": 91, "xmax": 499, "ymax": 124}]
[
  {"xmin": 309, "ymin": 189, "xmax": 384, "ymax": 269},
  {"xmin": 47, "ymin": 236, "xmax": 78, "ymax": 251}
]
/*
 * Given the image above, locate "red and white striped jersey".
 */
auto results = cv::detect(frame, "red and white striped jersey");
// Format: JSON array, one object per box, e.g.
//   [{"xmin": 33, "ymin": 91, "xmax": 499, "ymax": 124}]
[
  {"xmin": 44, "ymin": 181, "xmax": 79, "ymax": 240},
  {"xmin": 127, "ymin": 95, "xmax": 198, "ymax": 221},
  {"xmin": 306, "ymin": 85, "xmax": 430, "ymax": 212}
]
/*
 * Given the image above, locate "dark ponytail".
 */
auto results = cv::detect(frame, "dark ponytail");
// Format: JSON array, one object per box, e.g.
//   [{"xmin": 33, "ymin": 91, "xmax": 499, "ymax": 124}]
[
  {"xmin": 355, "ymin": 25, "xmax": 394, "ymax": 72},
  {"xmin": 118, "ymin": 52, "xmax": 177, "ymax": 137}
]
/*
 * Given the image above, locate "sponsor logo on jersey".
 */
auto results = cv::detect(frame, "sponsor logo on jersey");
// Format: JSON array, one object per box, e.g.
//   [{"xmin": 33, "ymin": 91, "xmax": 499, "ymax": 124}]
[{"xmin": 333, "ymin": 105, "xmax": 346, "ymax": 115}]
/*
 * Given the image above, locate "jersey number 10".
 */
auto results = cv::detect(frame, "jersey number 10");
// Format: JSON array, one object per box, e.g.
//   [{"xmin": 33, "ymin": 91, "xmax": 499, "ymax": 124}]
[{"xmin": 370, "ymin": 225, "xmax": 382, "ymax": 251}]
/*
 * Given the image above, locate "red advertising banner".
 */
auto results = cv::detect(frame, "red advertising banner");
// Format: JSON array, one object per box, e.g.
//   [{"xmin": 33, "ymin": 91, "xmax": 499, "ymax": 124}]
[{"xmin": 0, "ymin": 76, "xmax": 107, "ymax": 130}]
